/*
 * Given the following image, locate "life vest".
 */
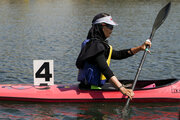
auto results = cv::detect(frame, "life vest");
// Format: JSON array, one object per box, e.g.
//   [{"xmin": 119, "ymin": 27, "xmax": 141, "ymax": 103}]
[{"xmin": 77, "ymin": 39, "xmax": 113, "ymax": 87}]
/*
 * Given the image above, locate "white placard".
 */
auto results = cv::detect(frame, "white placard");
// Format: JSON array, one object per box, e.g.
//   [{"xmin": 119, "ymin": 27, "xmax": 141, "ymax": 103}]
[{"xmin": 33, "ymin": 60, "xmax": 54, "ymax": 86}]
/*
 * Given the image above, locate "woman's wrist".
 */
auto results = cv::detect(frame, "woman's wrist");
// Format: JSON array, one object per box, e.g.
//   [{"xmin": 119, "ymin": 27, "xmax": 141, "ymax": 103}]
[
  {"xmin": 118, "ymin": 85, "xmax": 124, "ymax": 91},
  {"xmin": 138, "ymin": 45, "xmax": 144, "ymax": 51},
  {"xmin": 130, "ymin": 46, "xmax": 142, "ymax": 55},
  {"xmin": 129, "ymin": 49, "xmax": 134, "ymax": 55}
]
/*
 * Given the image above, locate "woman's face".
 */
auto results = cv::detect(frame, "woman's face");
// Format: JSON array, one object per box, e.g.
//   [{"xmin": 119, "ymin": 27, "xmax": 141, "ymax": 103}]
[{"xmin": 102, "ymin": 24, "xmax": 113, "ymax": 38}]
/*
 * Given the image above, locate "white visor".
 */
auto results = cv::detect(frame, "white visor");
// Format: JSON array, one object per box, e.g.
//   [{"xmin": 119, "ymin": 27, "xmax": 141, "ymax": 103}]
[{"xmin": 93, "ymin": 16, "xmax": 118, "ymax": 26}]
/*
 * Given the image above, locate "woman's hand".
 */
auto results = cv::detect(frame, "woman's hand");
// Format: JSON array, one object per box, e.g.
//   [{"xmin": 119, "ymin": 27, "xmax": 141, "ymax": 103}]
[
  {"xmin": 140, "ymin": 39, "xmax": 152, "ymax": 53},
  {"xmin": 119, "ymin": 86, "xmax": 134, "ymax": 100},
  {"xmin": 130, "ymin": 39, "xmax": 152, "ymax": 55}
]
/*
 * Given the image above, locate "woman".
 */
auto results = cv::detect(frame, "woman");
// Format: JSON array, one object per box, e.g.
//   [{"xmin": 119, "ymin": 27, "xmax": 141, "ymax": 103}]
[{"xmin": 76, "ymin": 13, "xmax": 151, "ymax": 99}]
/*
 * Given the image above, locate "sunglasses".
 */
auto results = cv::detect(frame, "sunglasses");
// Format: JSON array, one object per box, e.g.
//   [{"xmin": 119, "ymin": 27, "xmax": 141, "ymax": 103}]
[{"xmin": 105, "ymin": 24, "xmax": 113, "ymax": 30}]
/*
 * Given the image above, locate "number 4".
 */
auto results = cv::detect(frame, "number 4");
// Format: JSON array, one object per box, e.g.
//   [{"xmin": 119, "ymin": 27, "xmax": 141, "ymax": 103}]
[
  {"xmin": 35, "ymin": 62, "xmax": 52, "ymax": 81},
  {"xmin": 33, "ymin": 60, "xmax": 54, "ymax": 86}
]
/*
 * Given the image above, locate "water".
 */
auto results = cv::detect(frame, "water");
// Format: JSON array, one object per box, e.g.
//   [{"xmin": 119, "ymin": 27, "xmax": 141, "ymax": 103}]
[
  {"xmin": 0, "ymin": 102, "xmax": 179, "ymax": 120},
  {"xmin": 0, "ymin": 0, "xmax": 179, "ymax": 119}
]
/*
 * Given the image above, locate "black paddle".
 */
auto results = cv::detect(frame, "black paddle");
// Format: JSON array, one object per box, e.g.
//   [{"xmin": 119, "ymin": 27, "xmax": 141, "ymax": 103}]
[{"xmin": 122, "ymin": 2, "xmax": 171, "ymax": 117}]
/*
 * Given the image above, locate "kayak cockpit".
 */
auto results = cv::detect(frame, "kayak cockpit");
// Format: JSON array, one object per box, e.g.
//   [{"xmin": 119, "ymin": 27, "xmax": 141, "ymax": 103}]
[
  {"xmin": 97, "ymin": 78, "xmax": 179, "ymax": 91},
  {"xmin": 125, "ymin": 78, "xmax": 178, "ymax": 90}
]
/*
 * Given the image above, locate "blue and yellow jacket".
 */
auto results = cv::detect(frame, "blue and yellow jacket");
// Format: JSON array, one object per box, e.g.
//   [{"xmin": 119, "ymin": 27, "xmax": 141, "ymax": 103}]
[{"xmin": 77, "ymin": 39, "xmax": 113, "ymax": 87}]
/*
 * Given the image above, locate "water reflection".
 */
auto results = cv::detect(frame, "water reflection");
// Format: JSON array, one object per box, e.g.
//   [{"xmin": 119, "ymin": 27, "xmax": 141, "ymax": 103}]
[{"xmin": 0, "ymin": 102, "xmax": 179, "ymax": 119}]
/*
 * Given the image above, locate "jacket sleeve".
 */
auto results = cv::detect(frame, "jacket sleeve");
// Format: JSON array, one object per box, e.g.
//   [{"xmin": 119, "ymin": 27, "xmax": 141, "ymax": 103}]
[
  {"xmin": 90, "ymin": 53, "xmax": 114, "ymax": 80},
  {"xmin": 111, "ymin": 49, "xmax": 133, "ymax": 60}
]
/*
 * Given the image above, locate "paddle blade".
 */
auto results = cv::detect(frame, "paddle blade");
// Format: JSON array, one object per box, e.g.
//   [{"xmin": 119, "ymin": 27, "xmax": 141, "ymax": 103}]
[{"xmin": 151, "ymin": 2, "xmax": 171, "ymax": 39}]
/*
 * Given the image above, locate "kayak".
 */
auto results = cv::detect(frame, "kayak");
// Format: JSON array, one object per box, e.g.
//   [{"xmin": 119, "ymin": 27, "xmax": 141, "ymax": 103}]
[{"xmin": 0, "ymin": 78, "xmax": 179, "ymax": 103}]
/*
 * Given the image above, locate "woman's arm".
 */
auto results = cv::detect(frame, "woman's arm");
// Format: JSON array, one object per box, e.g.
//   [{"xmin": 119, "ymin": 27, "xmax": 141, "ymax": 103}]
[
  {"xmin": 92, "ymin": 54, "xmax": 134, "ymax": 99},
  {"xmin": 111, "ymin": 49, "xmax": 133, "ymax": 60},
  {"xmin": 129, "ymin": 39, "xmax": 152, "ymax": 55},
  {"xmin": 112, "ymin": 39, "xmax": 152, "ymax": 59},
  {"xmin": 92, "ymin": 53, "xmax": 114, "ymax": 80}
]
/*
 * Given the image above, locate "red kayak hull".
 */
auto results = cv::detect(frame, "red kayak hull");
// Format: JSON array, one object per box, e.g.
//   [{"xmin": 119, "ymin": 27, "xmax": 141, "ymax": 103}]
[{"xmin": 0, "ymin": 79, "xmax": 179, "ymax": 103}]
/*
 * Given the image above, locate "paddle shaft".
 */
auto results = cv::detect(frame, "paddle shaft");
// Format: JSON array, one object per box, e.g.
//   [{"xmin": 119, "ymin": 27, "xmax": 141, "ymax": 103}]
[
  {"xmin": 125, "ymin": 32, "xmax": 155, "ymax": 106},
  {"xmin": 125, "ymin": 46, "xmax": 149, "ymax": 106},
  {"xmin": 124, "ymin": 2, "xmax": 171, "ymax": 107}
]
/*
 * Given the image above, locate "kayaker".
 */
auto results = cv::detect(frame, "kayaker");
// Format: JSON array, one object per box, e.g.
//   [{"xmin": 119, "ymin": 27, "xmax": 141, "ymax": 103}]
[{"xmin": 76, "ymin": 13, "xmax": 151, "ymax": 99}]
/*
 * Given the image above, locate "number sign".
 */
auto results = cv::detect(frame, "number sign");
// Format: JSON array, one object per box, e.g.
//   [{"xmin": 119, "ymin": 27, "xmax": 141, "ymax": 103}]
[{"xmin": 33, "ymin": 60, "xmax": 54, "ymax": 86}]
